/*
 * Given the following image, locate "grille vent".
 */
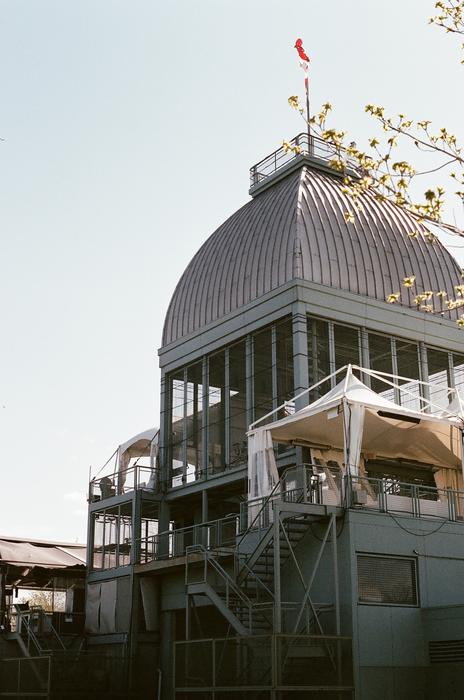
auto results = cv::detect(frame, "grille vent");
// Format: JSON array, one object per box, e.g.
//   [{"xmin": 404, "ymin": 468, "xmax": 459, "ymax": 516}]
[
  {"xmin": 429, "ymin": 640, "xmax": 464, "ymax": 664},
  {"xmin": 357, "ymin": 554, "xmax": 418, "ymax": 606}
]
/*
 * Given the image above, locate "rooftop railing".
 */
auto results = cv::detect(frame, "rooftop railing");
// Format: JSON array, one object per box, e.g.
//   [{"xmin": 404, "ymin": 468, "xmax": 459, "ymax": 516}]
[{"xmin": 249, "ymin": 132, "xmax": 346, "ymax": 190}]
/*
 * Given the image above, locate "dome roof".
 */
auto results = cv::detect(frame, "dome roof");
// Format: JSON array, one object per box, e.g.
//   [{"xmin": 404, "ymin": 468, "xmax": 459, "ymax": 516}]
[{"xmin": 163, "ymin": 164, "xmax": 461, "ymax": 346}]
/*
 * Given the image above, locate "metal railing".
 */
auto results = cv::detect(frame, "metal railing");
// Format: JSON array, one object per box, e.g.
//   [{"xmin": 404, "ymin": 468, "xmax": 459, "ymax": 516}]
[
  {"xmin": 239, "ymin": 464, "xmax": 326, "ymax": 539},
  {"xmin": 174, "ymin": 633, "xmax": 354, "ymax": 695},
  {"xmin": 89, "ymin": 464, "xmax": 158, "ymax": 501},
  {"xmin": 139, "ymin": 463, "xmax": 339, "ymax": 565},
  {"xmin": 349, "ymin": 475, "xmax": 464, "ymax": 521},
  {"xmin": 140, "ymin": 514, "xmax": 239, "ymax": 564},
  {"xmin": 0, "ymin": 656, "xmax": 50, "ymax": 698},
  {"xmin": 11, "ymin": 606, "xmax": 65, "ymax": 656},
  {"xmin": 186, "ymin": 544, "xmax": 254, "ymax": 632},
  {"xmin": 249, "ymin": 132, "xmax": 349, "ymax": 189}
]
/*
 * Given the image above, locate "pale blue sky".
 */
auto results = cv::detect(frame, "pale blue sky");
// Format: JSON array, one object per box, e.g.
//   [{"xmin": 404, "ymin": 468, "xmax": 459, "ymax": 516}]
[{"xmin": 0, "ymin": 1, "xmax": 462, "ymax": 542}]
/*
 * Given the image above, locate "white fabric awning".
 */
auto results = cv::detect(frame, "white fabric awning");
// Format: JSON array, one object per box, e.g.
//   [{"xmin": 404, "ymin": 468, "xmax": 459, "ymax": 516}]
[
  {"xmin": 249, "ymin": 368, "xmax": 463, "ymax": 471},
  {"xmin": 118, "ymin": 427, "xmax": 159, "ymax": 459}
]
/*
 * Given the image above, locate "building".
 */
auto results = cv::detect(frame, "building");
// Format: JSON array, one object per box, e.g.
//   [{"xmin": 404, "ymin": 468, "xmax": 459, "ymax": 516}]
[{"xmin": 85, "ymin": 133, "xmax": 464, "ymax": 700}]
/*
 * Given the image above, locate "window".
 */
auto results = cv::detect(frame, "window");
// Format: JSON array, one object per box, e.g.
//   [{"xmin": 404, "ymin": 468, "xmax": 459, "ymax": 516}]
[
  {"xmin": 186, "ymin": 362, "xmax": 203, "ymax": 479},
  {"xmin": 253, "ymin": 327, "xmax": 273, "ymax": 421},
  {"xmin": 307, "ymin": 318, "xmax": 331, "ymax": 398},
  {"xmin": 368, "ymin": 333, "xmax": 394, "ymax": 398},
  {"xmin": 334, "ymin": 323, "xmax": 361, "ymax": 371},
  {"xmin": 427, "ymin": 348, "xmax": 451, "ymax": 410},
  {"xmin": 92, "ymin": 505, "xmax": 133, "ymax": 570},
  {"xmin": 169, "ymin": 370, "xmax": 185, "ymax": 479},
  {"xmin": 229, "ymin": 341, "xmax": 247, "ymax": 466},
  {"xmin": 276, "ymin": 318, "xmax": 294, "ymax": 405},
  {"xmin": 357, "ymin": 554, "xmax": 418, "ymax": 606},
  {"xmin": 207, "ymin": 352, "xmax": 226, "ymax": 474},
  {"xmin": 453, "ymin": 353, "xmax": 464, "ymax": 399},
  {"xmin": 396, "ymin": 340, "xmax": 421, "ymax": 410}
]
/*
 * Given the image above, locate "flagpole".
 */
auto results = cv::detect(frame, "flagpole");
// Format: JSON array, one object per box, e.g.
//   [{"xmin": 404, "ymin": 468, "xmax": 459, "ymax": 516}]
[
  {"xmin": 306, "ymin": 79, "xmax": 311, "ymax": 150},
  {"xmin": 294, "ymin": 38, "xmax": 311, "ymax": 154}
]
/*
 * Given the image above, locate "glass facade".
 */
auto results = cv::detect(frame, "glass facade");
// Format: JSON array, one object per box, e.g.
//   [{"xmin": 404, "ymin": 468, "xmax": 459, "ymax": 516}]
[
  {"xmin": 92, "ymin": 505, "xmax": 133, "ymax": 570},
  {"xmin": 166, "ymin": 313, "xmax": 462, "ymax": 487},
  {"xmin": 91, "ymin": 502, "xmax": 158, "ymax": 572}
]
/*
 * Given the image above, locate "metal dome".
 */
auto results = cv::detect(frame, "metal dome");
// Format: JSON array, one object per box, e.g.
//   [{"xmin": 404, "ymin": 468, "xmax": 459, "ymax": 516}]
[{"xmin": 162, "ymin": 162, "xmax": 461, "ymax": 346}]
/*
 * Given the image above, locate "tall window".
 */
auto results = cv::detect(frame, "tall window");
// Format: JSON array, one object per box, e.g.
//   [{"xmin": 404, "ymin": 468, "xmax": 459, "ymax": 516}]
[
  {"xmin": 207, "ymin": 352, "xmax": 225, "ymax": 474},
  {"xmin": 170, "ymin": 370, "xmax": 185, "ymax": 481},
  {"xmin": 253, "ymin": 327, "xmax": 273, "ymax": 421},
  {"xmin": 396, "ymin": 340, "xmax": 421, "ymax": 410},
  {"xmin": 92, "ymin": 506, "xmax": 132, "ymax": 571},
  {"xmin": 186, "ymin": 362, "xmax": 203, "ymax": 479},
  {"xmin": 368, "ymin": 333, "xmax": 394, "ymax": 397},
  {"xmin": 276, "ymin": 318, "xmax": 294, "ymax": 405},
  {"xmin": 229, "ymin": 341, "xmax": 248, "ymax": 466},
  {"xmin": 334, "ymin": 323, "xmax": 361, "ymax": 373},
  {"xmin": 453, "ymin": 353, "xmax": 464, "ymax": 399},
  {"xmin": 307, "ymin": 318, "xmax": 330, "ymax": 398},
  {"xmin": 427, "ymin": 348, "xmax": 451, "ymax": 410}
]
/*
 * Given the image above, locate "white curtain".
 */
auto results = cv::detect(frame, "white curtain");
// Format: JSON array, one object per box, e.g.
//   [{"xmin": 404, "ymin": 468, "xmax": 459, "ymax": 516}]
[
  {"xmin": 343, "ymin": 401, "xmax": 365, "ymax": 475},
  {"xmin": 99, "ymin": 580, "xmax": 117, "ymax": 634},
  {"xmin": 117, "ymin": 449, "xmax": 130, "ymax": 494},
  {"xmin": 147, "ymin": 440, "xmax": 159, "ymax": 491},
  {"xmin": 247, "ymin": 429, "xmax": 279, "ymax": 525},
  {"xmin": 85, "ymin": 583, "xmax": 101, "ymax": 634}
]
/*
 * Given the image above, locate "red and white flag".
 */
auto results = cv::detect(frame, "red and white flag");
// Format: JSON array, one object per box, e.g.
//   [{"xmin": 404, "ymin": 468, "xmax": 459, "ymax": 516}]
[{"xmin": 294, "ymin": 38, "xmax": 310, "ymax": 94}]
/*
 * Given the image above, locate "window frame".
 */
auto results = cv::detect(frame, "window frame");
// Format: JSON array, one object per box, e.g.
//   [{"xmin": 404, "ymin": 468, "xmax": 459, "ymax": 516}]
[{"xmin": 356, "ymin": 552, "xmax": 419, "ymax": 608}]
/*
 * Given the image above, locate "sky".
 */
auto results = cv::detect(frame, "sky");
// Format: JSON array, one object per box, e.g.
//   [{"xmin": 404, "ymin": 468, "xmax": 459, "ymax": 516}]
[{"xmin": 0, "ymin": 0, "xmax": 463, "ymax": 543}]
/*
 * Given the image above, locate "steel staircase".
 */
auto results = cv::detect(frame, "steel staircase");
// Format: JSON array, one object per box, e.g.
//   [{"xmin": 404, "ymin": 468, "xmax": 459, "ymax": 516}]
[
  {"xmin": 185, "ymin": 464, "xmax": 334, "ymax": 636},
  {"xmin": 13, "ymin": 605, "xmax": 66, "ymax": 656}
]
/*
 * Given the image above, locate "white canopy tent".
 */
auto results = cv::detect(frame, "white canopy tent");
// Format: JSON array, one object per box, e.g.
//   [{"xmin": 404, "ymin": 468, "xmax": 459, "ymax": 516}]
[
  {"xmin": 247, "ymin": 366, "xmax": 464, "ymax": 503},
  {"xmin": 117, "ymin": 427, "xmax": 159, "ymax": 491}
]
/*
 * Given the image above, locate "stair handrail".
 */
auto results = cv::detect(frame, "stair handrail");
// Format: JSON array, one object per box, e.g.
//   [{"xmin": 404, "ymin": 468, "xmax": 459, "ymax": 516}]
[
  {"xmin": 238, "ymin": 463, "xmax": 319, "ymax": 546},
  {"xmin": 237, "ymin": 464, "xmax": 301, "ymax": 546},
  {"xmin": 13, "ymin": 606, "xmax": 46, "ymax": 656},
  {"xmin": 186, "ymin": 544, "xmax": 253, "ymax": 608},
  {"xmin": 48, "ymin": 620, "xmax": 66, "ymax": 651},
  {"xmin": 186, "ymin": 544, "xmax": 254, "ymax": 630},
  {"xmin": 237, "ymin": 558, "xmax": 275, "ymax": 600}
]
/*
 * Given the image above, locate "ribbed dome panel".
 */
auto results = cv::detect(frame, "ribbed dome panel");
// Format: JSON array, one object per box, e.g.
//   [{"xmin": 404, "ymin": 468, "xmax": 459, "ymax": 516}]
[{"xmin": 162, "ymin": 166, "xmax": 461, "ymax": 345}]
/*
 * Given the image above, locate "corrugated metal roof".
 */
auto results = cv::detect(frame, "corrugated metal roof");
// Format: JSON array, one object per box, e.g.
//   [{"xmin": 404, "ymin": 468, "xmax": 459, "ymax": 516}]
[
  {"xmin": 0, "ymin": 539, "xmax": 86, "ymax": 568},
  {"xmin": 163, "ymin": 165, "xmax": 462, "ymax": 345}
]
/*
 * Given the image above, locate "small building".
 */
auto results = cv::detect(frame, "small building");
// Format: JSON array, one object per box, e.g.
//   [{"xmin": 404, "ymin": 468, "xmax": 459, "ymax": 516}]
[{"xmin": 83, "ymin": 134, "xmax": 464, "ymax": 699}]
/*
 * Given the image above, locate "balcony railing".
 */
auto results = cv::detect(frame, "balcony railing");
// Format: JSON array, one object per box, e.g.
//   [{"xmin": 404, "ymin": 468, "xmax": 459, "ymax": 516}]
[
  {"xmin": 89, "ymin": 465, "xmax": 158, "ymax": 502},
  {"xmin": 134, "ymin": 469, "xmax": 464, "ymax": 567},
  {"xmin": 140, "ymin": 514, "xmax": 240, "ymax": 564},
  {"xmin": 249, "ymin": 133, "xmax": 346, "ymax": 190},
  {"xmin": 349, "ymin": 475, "xmax": 464, "ymax": 521}
]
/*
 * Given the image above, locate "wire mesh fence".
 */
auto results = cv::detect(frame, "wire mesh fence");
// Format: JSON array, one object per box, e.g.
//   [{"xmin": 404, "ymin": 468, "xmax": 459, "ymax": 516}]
[
  {"xmin": 174, "ymin": 634, "xmax": 354, "ymax": 697},
  {"xmin": 0, "ymin": 653, "xmax": 134, "ymax": 700}
]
